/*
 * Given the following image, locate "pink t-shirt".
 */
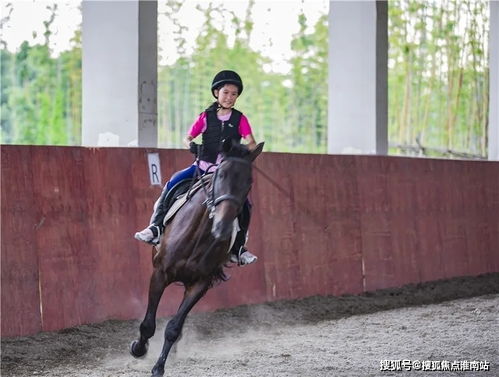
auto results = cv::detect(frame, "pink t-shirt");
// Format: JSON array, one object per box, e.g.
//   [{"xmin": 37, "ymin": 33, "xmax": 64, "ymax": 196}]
[{"xmin": 188, "ymin": 111, "xmax": 253, "ymax": 171}]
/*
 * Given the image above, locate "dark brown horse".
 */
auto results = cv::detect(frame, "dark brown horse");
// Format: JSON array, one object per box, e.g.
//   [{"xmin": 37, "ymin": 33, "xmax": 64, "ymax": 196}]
[{"xmin": 130, "ymin": 139, "xmax": 264, "ymax": 377}]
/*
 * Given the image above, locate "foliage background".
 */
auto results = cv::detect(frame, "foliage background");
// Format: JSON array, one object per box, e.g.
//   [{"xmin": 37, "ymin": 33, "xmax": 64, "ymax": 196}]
[
  {"xmin": 0, "ymin": 0, "xmax": 490, "ymax": 158},
  {"xmin": 388, "ymin": 0, "xmax": 489, "ymax": 158}
]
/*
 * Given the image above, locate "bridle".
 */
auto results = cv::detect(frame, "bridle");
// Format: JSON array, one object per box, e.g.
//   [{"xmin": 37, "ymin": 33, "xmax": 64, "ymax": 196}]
[
  {"xmin": 201, "ymin": 156, "xmax": 251, "ymax": 219},
  {"xmin": 187, "ymin": 154, "xmax": 252, "ymax": 258}
]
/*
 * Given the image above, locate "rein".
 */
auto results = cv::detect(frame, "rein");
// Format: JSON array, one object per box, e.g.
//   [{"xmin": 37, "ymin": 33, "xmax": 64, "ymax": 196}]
[{"xmin": 202, "ymin": 156, "xmax": 250, "ymax": 219}]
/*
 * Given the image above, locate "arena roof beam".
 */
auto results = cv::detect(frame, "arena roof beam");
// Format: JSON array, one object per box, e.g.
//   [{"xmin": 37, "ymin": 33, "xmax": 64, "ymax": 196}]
[{"xmin": 81, "ymin": 1, "xmax": 157, "ymax": 147}]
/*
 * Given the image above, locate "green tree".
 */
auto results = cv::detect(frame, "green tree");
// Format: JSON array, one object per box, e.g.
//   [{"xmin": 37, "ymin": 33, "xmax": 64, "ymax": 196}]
[
  {"xmin": 1, "ymin": 3, "xmax": 82, "ymax": 145},
  {"xmin": 1, "ymin": 0, "xmax": 489, "ymax": 159},
  {"xmin": 158, "ymin": 2, "xmax": 328, "ymax": 154},
  {"xmin": 288, "ymin": 13, "xmax": 328, "ymax": 152},
  {"xmin": 158, "ymin": 0, "xmax": 281, "ymax": 150},
  {"xmin": 388, "ymin": 0, "xmax": 489, "ymax": 158}
]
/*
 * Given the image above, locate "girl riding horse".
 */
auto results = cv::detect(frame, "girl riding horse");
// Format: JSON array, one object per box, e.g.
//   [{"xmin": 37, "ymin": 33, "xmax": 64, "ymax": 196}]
[
  {"xmin": 131, "ymin": 138, "xmax": 264, "ymax": 377},
  {"xmin": 135, "ymin": 70, "xmax": 258, "ymax": 266}
]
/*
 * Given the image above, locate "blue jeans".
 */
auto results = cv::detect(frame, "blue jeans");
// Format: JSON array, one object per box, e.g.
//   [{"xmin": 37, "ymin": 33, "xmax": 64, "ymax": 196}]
[
  {"xmin": 166, "ymin": 164, "xmax": 204, "ymax": 191},
  {"xmin": 150, "ymin": 165, "xmax": 203, "ymax": 224}
]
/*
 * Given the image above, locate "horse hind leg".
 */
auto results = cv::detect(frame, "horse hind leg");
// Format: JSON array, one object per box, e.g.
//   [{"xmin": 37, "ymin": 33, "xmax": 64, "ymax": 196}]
[
  {"xmin": 150, "ymin": 280, "xmax": 210, "ymax": 377},
  {"xmin": 130, "ymin": 268, "xmax": 169, "ymax": 358}
]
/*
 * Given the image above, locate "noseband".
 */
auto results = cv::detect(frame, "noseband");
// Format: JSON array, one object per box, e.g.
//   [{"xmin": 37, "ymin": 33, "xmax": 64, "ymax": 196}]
[{"xmin": 204, "ymin": 157, "xmax": 251, "ymax": 218}]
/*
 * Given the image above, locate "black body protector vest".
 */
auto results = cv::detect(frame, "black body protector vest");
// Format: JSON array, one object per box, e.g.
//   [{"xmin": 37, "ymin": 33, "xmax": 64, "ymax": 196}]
[{"xmin": 200, "ymin": 106, "xmax": 243, "ymax": 163}]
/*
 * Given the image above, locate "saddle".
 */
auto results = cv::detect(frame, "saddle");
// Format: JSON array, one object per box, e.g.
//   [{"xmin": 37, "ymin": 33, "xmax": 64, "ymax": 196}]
[
  {"xmin": 161, "ymin": 173, "xmax": 240, "ymax": 252},
  {"xmin": 162, "ymin": 174, "xmax": 212, "ymax": 225}
]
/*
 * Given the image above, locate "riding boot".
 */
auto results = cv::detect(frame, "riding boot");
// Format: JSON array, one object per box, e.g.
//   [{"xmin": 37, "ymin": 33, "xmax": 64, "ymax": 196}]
[
  {"xmin": 150, "ymin": 184, "xmax": 171, "ymax": 228},
  {"xmin": 230, "ymin": 201, "xmax": 258, "ymax": 266},
  {"xmin": 134, "ymin": 185, "xmax": 170, "ymax": 244}
]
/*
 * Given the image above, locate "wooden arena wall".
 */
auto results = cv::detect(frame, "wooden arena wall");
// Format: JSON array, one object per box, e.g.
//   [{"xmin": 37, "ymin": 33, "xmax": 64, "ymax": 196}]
[{"xmin": 2, "ymin": 145, "xmax": 498, "ymax": 337}]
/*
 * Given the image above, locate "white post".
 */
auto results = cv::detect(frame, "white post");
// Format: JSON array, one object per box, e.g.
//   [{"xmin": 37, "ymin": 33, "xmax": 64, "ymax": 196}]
[
  {"xmin": 82, "ymin": 1, "xmax": 157, "ymax": 147},
  {"xmin": 489, "ymin": 0, "xmax": 499, "ymax": 160},
  {"xmin": 328, "ymin": 0, "xmax": 388, "ymax": 155}
]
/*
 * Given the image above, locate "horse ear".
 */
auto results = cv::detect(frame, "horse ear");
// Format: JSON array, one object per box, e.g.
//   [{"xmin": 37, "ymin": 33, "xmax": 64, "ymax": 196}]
[
  {"xmin": 221, "ymin": 138, "xmax": 233, "ymax": 153},
  {"xmin": 249, "ymin": 142, "xmax": 264, "ymax": 162}
]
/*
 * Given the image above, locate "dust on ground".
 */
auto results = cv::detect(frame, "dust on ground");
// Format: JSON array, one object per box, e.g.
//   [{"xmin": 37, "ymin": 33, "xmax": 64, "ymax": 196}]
[{"xmin": 2, "ymin": 273, "xmax": 498, "ymax": 377}]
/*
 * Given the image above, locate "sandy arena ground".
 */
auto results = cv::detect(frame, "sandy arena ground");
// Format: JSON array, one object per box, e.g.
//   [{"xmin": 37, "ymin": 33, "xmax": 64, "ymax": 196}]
[{"xmin": 2, "ymin": 274, "xmax": 498, "ymax": 377}]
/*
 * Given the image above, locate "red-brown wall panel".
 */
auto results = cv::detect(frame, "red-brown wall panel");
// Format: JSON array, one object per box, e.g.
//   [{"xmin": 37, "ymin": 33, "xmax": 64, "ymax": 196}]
[
  {"xmin": 1, "ymin": 146, "xmax": 42, "ymax": 337},
  {"xmin": 1, "ymin": 145, "xmax": 498, "ymax": 337}
]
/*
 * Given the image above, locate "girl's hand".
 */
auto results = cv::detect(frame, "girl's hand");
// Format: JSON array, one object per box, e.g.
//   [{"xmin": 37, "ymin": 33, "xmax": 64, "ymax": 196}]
[
  {"xmin": 244, "ymin": 134, "xmax": 257, "ymax": 150},
  {"xmin": 189, "ymin": 142, "xmax": 199, "ymax": 156},
  {"xmin": 183, "ymin": 135, "xmax": 194, "ymax": 149}
]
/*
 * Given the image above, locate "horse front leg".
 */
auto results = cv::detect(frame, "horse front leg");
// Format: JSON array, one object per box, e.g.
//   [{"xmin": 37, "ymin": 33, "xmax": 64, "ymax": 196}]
[
  {"xmin": 150, "ymin": 280, "xmax": 210, "ymax": 377},
  {"xmin": 130, "ymin": 267, "xmax": 168, "ymax": 358}
]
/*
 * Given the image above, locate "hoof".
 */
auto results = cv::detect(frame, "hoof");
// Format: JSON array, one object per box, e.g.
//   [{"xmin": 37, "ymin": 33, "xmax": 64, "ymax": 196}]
[
  {"xmin": 129, "ymin": 340, "xmax": 148, "ymax": 358},
  {"xmin": 151, "ymin": 368, "xmax": 164, "ymax": 377}
]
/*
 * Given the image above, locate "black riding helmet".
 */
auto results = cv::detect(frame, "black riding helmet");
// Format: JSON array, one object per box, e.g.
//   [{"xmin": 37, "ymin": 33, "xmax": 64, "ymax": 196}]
[{"xmin": 211, "ymin": 70, "xmax": 243, "ymax": 98}]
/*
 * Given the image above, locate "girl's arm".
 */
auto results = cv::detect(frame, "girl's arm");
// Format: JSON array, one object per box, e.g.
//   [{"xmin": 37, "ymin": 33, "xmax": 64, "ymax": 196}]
[
  {"xmin": 184, "ymin": 112, "xmax": 206, "ymax": 148},
  {"xmin": 240, "ymin": 114, "xmax": 256, "ymax": 150},
  {"xmin": 244, "ymin": 133, "xmax": 257, "ymax": 150}
]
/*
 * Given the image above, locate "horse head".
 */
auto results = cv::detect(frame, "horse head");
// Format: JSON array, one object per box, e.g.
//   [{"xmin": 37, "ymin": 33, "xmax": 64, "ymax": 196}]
[{"xmin": 210, "ymin": 139, "xmax": 264, "ymax": 241}]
